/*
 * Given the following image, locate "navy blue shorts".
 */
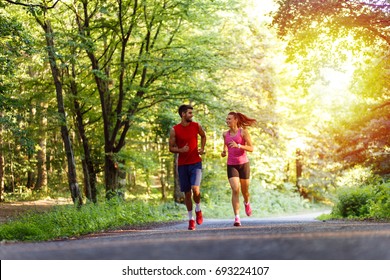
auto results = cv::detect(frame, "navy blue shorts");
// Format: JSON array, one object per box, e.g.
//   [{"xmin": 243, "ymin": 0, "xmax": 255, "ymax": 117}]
[
  {"xmin": 227, "ymin": 162, "xmax": 250, "ymax": 179},
  {"xmin": 178, "ymin": 162, "xmax": 202, "ymax": 192}
]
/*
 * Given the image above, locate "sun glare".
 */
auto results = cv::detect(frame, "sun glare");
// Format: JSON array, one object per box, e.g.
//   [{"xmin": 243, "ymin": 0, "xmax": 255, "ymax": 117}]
[
  {"xmin": 309, "ymin": 66, "xmax": 357, "ymax": 122},
  {"xmin": 246, "ymin": 0, "xmax": 278, "ymax": 20},
  {"xmin": 319, "ymin": 67, "xmax": 356, "ymax": 106}
]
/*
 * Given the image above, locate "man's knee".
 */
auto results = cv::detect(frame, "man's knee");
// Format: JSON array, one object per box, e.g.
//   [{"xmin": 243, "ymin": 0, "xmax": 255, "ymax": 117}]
[{"xmin": 192, "ymin": 186, "xmax": 200, "ymax": 195}]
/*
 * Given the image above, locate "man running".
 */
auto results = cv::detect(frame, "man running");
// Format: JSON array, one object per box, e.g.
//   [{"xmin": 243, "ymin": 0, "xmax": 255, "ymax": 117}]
[{"xmin": 169, "ymin": 104, "xmax": 206, "ymax": 230}]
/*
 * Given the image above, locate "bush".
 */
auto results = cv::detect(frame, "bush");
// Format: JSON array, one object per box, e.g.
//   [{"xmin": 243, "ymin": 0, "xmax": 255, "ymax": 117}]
[
  {"xmin": 333, "ymin": 186, "xmax": 371, "ymax": 218},
  {"xmin": 332, "ymin": 179, "xmax": 390, "ymax": 220},
  {"xmin": 367, "ymin": 181, "xmax": 390, "ymax": 219}
]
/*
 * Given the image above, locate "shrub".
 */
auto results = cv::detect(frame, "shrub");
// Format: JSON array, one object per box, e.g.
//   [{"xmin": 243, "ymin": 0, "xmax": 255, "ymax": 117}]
[
  {"xmin": 332, "ymin": 179, "xmax": 390, "ymax": 220},
  {"xmin": 333, "ymin": 186, "xmax": 371, "ymax": 218}
]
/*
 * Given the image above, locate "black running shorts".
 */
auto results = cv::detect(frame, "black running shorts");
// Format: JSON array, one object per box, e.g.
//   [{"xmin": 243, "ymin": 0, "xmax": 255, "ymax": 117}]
[{"xmin": 227, "ymin": 162, "xmax": 250, "ymax": 179}]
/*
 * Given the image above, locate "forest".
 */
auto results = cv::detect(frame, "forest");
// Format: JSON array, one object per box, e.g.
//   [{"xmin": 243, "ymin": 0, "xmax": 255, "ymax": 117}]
[{"xmin": 0, "ymin": 0, "xmax": 389, "ymax": 222}]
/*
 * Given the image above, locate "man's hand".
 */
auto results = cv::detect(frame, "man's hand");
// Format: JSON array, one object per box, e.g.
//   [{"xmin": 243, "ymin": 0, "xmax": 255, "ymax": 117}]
[{"xmin": 180, "ymin": 143, "xmax": 189, "ymax": 153}]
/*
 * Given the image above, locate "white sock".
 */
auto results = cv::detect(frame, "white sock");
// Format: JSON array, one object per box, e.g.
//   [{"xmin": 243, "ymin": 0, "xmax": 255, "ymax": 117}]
[
  {"xmin": 245, "ymin": 202, "xmax": 250, "ymax": 205},
  {"xmin": 235, "ymin": 214, "xmax": 240, "ymax": 219},
  {"xmin": 195, "ymin": 203, "xmax": 201, "ymax": 212},
  {"xmin": 188, "ymin": 211, "xmax": 194, "ymax": 220}
]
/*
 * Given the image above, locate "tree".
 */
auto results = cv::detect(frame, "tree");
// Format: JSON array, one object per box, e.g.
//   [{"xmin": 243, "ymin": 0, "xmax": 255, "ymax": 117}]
[
  {"xmin": 2, "ymin": 0, "xmax": 245, "ymax": 201},
  {"xmin": 67, "ymin": 0, "xmax": 241, "ymax": 196},
  {"xmin": 0, "ymin": 5, "xmax": 35, "ymax": 200},
  {"xmin": 4, "ymin": 0, "xmax": 83, "ymax": 205},
  {"xmin": 271, "ymin": 0, "xmax": 390, "ymax": 196}
]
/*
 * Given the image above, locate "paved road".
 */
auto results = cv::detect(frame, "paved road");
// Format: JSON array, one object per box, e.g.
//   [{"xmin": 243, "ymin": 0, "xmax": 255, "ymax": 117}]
[{"xmin": 1, "ymin": 212, "xmax": 389, "ymax": 259}]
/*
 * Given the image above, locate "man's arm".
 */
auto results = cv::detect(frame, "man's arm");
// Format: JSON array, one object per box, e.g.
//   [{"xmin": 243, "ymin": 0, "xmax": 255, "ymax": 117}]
[
  {"xmin": 169, "ymin": 127, "xmax": 188, "ymax": 153},
  {"xmin": 169, "ymin": 128, "xmax": 179, "ymax": 153},
  {"xmin": 198, "ymin": 124, "xmax": 206, "ymax": 155}
]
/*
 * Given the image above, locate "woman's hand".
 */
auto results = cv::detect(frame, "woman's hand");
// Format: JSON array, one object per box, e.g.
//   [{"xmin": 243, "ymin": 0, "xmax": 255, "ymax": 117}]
[{"xmin": 228, "ymin": 141, "xmax": 238, "ymax": 148}]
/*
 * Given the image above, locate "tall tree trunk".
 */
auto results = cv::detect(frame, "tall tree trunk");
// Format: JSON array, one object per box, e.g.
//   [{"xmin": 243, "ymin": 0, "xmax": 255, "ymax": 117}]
[
  {"xmin": 76, "ymin": 0, "xmax": 136, "ymax": 198},
  {"xmin": 35, "ymin": 102, "xmax": 48, "ymax": 192},
  {"xmin": 40, "ymin": 19, "xmax": 82, "ymax": 205},
  {"xmin": 173, "ymin": 154, "xmax": 184, "ymax": 203},
  {"xmin": 26, "ymin": 104, "xmax": 36, "ymax": 189},
  {"xmin": 0, "ymin": 111, "xmax": 4, "ymax": 202},
  {"xmin": 70, "ymin": 63, "xmax": 97, "ymax": 203},
  {"xmin": 158, "ymin": 141, "xmax": 167, "ymax": 200}
]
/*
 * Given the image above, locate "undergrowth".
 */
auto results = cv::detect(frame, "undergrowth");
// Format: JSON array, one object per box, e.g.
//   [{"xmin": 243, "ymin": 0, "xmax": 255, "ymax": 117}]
[
  {"xmin": 322, "ymin": 179, "xmax": 390, "ymax": 221},
  {"xmin": 0, "ymin": 199, "xmax": 183, "ymax": 242}
]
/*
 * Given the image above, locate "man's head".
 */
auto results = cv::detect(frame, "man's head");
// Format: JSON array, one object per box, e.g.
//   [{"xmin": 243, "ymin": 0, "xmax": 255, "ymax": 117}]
[
  {"xmin": 178, "ymin": 104, "xmax": 193, "ymax": 116},
  {"xmin": 178, "ymin": 104, "xmax": 194, "ymax": 123}
]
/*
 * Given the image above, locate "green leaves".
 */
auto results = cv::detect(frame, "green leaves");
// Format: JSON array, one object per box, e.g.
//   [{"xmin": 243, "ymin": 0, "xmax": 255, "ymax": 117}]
[{"xmin": 0, "ymin": 200, "xmax": 182, "ymax": 241}]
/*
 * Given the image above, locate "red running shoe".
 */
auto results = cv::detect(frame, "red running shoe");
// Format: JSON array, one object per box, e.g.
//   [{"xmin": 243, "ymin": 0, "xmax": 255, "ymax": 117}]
[
  {"xmin": 234, "ymin": 217, "xmax": 241, "ymax": 227},
  {"xmin": 245, "ymin": 203, "xmax": 252, "ymax": 216},
  {"xmin": 195, "ymin": 210, "xmax": 203, "ymax": 225},
  {"xmin": 188, "ymin": 219, "xmax": 196, "ymax": 230}
]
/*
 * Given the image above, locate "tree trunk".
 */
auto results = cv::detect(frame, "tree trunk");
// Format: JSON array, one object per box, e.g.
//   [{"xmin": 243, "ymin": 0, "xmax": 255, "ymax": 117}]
[
  {"xmin": 70, "ymin": 63, "xmax": 97, "ymax": 203},
  {"xmin": 104, "ymin": 155, "xmax": 120, "ymax": 199},
  {"xmin": 173, "ymin": 154, "xmax": 184, "ymax": 203},
  {"xmin": 41, "ymin": 20, "xmax": 82, "ymax": 206},
  {"xmin": 296, "ymin": 148, "xmax": 307, "ymax": 197},
  {"xmin": 0, "ymin": 112, "xmax": 4, "ymax": 201},
  {"xmin": 35, "ymin": 102, "xmax": 48, "ymax": 192}
]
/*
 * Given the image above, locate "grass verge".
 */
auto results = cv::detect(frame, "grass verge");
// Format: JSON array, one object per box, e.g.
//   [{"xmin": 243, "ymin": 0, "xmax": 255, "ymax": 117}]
[{"xmin": 0, "ymin": 199, "xmax": 183, "ymax": 242}]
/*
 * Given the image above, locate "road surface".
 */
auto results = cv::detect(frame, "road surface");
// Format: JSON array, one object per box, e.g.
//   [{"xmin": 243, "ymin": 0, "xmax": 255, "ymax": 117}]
[{"xmin": 1, "ymin": 212, "xmax": 389, "ymax": 259}]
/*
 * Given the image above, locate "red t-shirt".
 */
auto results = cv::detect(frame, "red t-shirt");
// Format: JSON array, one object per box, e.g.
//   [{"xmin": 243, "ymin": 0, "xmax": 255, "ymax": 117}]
[{"xmin": 174, "ymin": 122, "xmax": 202, "ymax": 166}]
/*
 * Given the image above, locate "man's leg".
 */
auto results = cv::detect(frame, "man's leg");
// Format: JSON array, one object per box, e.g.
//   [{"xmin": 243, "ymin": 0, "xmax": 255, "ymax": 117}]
[
  {"xmin": 184, "ymin": 190, "xmax": 195, "ymax": 230},
  {"xmin": 192, "ymin": 185, "xmax": 203, "ymax": 225},
  {"xmin": 185, "ymin": 190, "xmax": 193, "ymax": 213},
  {"xmin": 190, "ymin": 163, "xmax": 203, "ymax": 225},
  {"xmin": 192, "ymin": 185, "xmax": 200, "ymax": 204}
]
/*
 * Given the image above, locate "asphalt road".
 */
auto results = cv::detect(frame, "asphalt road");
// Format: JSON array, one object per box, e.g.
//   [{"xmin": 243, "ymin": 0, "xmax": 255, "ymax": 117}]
[{"xmin": 1, "ymin": 212, "xmax": 389, "ymax": 260}]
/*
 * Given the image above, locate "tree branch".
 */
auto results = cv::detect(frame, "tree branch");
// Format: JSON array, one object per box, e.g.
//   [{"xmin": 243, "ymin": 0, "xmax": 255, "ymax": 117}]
[{"xmin": 4, "ymin": 0, "xmax": 59, "ymax": 9}]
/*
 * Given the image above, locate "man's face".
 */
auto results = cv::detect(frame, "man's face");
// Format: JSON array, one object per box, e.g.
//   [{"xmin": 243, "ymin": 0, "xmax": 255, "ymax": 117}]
[{"xmin": 183, "ymin": 109, "xmax": 193, "ymax": 122}]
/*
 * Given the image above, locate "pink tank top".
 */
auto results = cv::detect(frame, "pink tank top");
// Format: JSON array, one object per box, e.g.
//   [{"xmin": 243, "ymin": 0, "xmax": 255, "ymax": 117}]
[{"xmin": 225, "ymin": 128, "xmax": 248, "ymax": 165}]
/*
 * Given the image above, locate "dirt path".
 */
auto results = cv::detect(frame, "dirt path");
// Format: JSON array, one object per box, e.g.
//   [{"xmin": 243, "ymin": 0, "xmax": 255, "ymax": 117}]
[{"xmin": 0, "ymin": 198, "xmax": 72, "ymax": 223}]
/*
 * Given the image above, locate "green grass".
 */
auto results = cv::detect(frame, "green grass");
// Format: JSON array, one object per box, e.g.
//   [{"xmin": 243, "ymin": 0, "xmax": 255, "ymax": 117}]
[{"xmin": 0, "ymin": 199, "xmax": 184, "ymax": 242}]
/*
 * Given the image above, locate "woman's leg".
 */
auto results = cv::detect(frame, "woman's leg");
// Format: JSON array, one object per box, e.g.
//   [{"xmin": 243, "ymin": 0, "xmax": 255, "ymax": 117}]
[
  {"xmin": 229, "ymin": 177, "xmax": 241, "ymax": 215},
  {"xmin": 240, "ymin": 178, "xmax": 250, "ymax": 204}
]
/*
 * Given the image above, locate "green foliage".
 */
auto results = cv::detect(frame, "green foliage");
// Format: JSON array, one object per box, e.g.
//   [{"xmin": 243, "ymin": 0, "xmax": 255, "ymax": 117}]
[
  {"xmin": 0, "ymin": 200, "xmax": 183, "ymax": 241},
  {"xmin": 1, "ymin": 0, "xmax": 388, "ymax": 226},
  {"xmin": 367, "ymin": 182, "xmax": 390, "ymax": 220},
  {"xmin": 331, "ymin": 179, "xmax": 390, "ymax": 220},
  {"xmin": 334, "ymin": 105, "xmax": 390, "ymax": 175},
  {"xmin": 334, "ymin": 186, "xmax": 372, "ymax": 218}
]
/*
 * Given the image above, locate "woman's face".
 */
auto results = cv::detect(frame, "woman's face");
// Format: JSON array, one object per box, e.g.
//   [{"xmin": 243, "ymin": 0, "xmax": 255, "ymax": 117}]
[{"xmin": 225, "ymin": 114, "xmax": 237, "ymax": 127}]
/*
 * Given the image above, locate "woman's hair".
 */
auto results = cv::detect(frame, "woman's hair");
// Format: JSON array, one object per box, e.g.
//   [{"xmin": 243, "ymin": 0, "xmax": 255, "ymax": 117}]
[{"xmin": 228, "ymin": 112, "xmax": 256, "ymax": 128}]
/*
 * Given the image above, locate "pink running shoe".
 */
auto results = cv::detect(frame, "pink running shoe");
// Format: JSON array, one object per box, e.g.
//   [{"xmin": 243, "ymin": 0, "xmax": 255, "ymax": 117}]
[
  {"xmin": 233, "ymin": 217, "xmax": 241, "ymax": 227},
  {"xmin": 245, "ymin": 202, "xmax": 252, "ymax": 216},
  {"xmin": 195, "ymin": 210, "xmax": 203, "ymax": 225},
  {"xmin": 188, "ymin": 219, "xmax": 195, "ymax": 230}
]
